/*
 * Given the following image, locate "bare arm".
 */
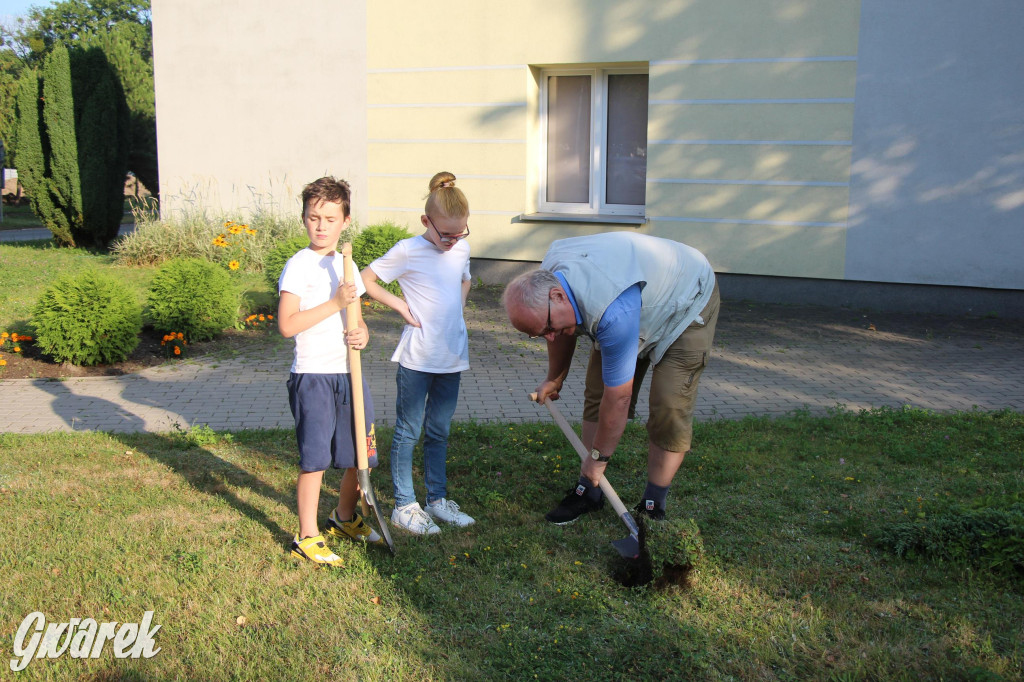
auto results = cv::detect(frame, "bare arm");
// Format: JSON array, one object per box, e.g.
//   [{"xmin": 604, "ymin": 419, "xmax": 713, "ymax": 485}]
[
  {"xmin": 359, "ymin": 266, "xmax": 420, "ymax": 328},
  {"xmin": 461, "ymin": 277, "xmax": 471, "ymax": 307},
  {"xmin": 580, "ymin": 380, "xmax": 633, "ymax": 484},
  {"xmin": 345, "ymin": 299, "xmax": 370, "ymax": 350},
  {"xmin": 534, "ymin": 333, "xmax": 578, "ymax": 403},
  {"xmin": 277, "ymin": 282, "xmax": 359, "ymax": 338}
]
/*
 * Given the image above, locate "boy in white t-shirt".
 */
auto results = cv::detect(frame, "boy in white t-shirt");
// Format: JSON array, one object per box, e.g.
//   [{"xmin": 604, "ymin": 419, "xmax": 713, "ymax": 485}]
[
  {"xmin": 277, "ymin": 176, "xmax": 384, "ymax": 565},
  {"xmin": 360, "ymin": 171, "xmax": 475, "ymax": 535}
]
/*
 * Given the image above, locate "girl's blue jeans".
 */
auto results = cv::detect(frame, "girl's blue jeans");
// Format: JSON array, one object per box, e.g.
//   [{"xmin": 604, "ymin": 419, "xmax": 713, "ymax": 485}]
[{"xmin": 389, "ymin": 365, "xmax": 461, "ymax": 508}]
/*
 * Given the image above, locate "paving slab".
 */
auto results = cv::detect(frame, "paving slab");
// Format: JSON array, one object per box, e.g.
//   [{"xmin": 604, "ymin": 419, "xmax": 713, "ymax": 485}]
[{"xmin": 1, "ymin": 293, "xmax": 1022, "ymax": 434}]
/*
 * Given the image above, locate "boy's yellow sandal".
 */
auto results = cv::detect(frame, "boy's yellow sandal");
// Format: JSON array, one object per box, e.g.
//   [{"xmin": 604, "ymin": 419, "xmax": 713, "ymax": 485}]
[
  {"xmin": 290, "ymin": 534, "xmax": 344, "ymax": 567},
  {"xmin": 325, "ymin": 510, "xmax": 385, "ymax": 546}
]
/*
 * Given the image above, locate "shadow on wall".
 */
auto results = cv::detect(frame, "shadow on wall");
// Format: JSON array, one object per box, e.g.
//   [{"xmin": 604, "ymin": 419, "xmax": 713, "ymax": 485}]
[
  {"xmin": 844, "ymin": 0, "xmax": 1024, "ymax": 288},
  {"xmin": 464, "ymin": 0, "xmax": 1024, "ymax": 296}
]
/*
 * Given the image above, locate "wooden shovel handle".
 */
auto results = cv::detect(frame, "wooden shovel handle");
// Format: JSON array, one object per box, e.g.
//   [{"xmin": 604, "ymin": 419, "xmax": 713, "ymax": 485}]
[
  {"xmin": 529, "ymin": 392, "xmax": 632, "ymax": 521},
  {"xmin": 342, "ymin": 244, "xmax": 369, "ymax": 471}
]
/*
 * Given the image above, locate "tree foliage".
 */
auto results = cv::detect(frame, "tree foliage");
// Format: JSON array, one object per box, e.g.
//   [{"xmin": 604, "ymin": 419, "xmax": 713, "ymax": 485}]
[
  {"xmin": 16, "ymin": 46, "xmax": 82, "ymax": 246},
  {"xmin": 0, "ymin": 51, "xmax": 26, "ymax": 168},
  {"xmin": 81, "ymin": 23, "xmax": 156, "ymax": 193},
  {"xmin": 15, "ymin": 43, "xmax": 130, "ymax": 247},
  {"xmin": 21, "ymin": 0, "xmax": 151, "ymax": 63},
  {"xmin": 3, "ymin": 1, "xmax": 155, "ymax": 197}
]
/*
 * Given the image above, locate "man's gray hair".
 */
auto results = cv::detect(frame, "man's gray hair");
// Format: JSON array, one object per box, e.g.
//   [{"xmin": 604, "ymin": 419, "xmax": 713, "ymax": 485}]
[{"xmin": 502, "ymin": 268, "xmax": 560, "ymax": 311}]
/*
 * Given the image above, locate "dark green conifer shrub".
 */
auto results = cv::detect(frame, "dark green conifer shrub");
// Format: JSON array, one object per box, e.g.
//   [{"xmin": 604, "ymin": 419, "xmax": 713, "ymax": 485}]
[
  {"xmin": 32, "ymin": 270, "xmax": 142, "ymax": 365},
  {"xmin": 14, "ymin": 44, "xmax": 130, "ymax": 248},
  {"xmin": 148, "ymin": 258, "xmax": 239, "ymax": 342},
  {"xmin": 16, "ymin": 46, "xmax": 81, "ymax": 247},
  {"xmin": 71, "ymin": 46, "xmax": 131, "ymax": 246}
]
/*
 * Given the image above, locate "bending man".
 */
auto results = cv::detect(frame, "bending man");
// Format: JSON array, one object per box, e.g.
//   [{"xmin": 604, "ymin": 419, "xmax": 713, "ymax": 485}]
[{"xmin": 503, "ymin": 231, "xmax": 719, "ymax": 523}]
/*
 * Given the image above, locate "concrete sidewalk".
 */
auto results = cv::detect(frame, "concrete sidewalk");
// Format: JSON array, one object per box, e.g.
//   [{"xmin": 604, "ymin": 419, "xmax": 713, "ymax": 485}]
[
  {"xmin": 0, "ymin": 224, "xmax": 135, "ymax": 243},
  {"xmin": 1, "ymin": 295, "xmax": 1022, "ymax": 434}
]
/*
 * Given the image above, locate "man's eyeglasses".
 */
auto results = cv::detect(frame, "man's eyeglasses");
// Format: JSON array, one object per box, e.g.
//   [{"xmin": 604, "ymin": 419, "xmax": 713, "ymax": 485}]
[
  {"xmin": 426, "ymin": 216, "xmax": 470, "ymax": 244},
  {"xmin": 528, "ymin": 298, "xmax": 553, "ymax": 339}
]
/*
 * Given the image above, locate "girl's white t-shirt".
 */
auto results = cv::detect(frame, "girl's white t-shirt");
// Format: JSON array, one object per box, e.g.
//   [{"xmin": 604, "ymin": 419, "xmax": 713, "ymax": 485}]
[
  {"xmin": 278, "ymin": 247, "xmax": 367, "ymax": 374},
  {"xmin": 369, "ymin": 235, "xmax": 471, "ymax": 373}
]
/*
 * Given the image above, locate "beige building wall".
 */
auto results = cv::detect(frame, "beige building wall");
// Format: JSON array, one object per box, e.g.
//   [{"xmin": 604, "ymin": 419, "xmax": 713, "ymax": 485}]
[
  {"xmin": 366, "ymin": 0, "xmax": 860, "ymax": 278},
  {"xmin": 152, "ymin": 0, "xmax": 368, "ymax": 223}
]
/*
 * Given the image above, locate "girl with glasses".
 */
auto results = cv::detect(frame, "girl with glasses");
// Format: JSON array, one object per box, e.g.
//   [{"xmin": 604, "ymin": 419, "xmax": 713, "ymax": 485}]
[{"xmin": 360, "ymin": 172, "xmax": 476, "ymax": 536}]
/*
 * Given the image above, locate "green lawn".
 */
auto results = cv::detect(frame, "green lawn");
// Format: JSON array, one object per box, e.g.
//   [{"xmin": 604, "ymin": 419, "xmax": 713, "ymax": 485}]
[
  {"xmin": 0, "ymin": 201, "xmax": 138, "ymax": 231},
  {"xmin": 1, "ymin": 409, "xmax": 1021, "ymax": 680},
  {"xmin": 0, "ymin": 203, "xmax": 48, "ymax": 230},
  {"xmin": 0, "ymin": 240, "xmax": 274, "ymax": 336}
]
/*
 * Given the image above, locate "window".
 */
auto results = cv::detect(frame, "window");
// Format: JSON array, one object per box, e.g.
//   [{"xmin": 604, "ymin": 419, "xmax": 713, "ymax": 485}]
[{"xmin": 540, "ymin": 67, "xmax": 649, "ymax": 217}]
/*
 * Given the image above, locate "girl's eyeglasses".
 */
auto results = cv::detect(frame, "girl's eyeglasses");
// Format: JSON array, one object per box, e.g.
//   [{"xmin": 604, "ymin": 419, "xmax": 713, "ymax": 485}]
[{"xmin": 426, "ymin": 216, "xmax": 470, "ymax": 244}]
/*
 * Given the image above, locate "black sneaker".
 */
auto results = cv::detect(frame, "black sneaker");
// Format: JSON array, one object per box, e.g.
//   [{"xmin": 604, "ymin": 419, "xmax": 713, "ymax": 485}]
[
  {"xmin": 545, "ymin": 485, "xmax": 604, "ymax": 524},
  {"xmin": 634, "ymin": 499, "xmax": 666, "ymax": 521}
]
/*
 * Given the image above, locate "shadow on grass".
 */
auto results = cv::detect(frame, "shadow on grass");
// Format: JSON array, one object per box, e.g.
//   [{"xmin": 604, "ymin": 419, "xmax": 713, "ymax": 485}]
[{"xmin": 112, "ymin": 429, "xmax": 295, "ymax": 544}]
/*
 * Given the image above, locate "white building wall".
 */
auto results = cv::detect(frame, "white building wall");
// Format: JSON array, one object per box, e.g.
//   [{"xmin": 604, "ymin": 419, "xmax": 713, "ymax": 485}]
[
  {"xmin": 152, "ymin": 0, "xmax": 368, "ymax": 223},
  {"xmin": 845, "ymin": 0, "xmax": 1024, "ymax": 289}
]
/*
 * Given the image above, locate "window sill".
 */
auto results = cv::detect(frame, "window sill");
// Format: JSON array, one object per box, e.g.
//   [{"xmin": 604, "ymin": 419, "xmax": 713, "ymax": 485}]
[{"xmin": 515, "ymin": 212, "xmax": 647, "ymax": 226}]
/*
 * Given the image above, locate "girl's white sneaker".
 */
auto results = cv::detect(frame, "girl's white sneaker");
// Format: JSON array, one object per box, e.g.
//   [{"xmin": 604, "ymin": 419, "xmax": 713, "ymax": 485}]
[
  {"xmin": 390, "ymin": 502, "xmax": 441, "ymax": 535},
  {"xmin": 426, "ymin": 498, "xmax": 475, "ymax": 527}
]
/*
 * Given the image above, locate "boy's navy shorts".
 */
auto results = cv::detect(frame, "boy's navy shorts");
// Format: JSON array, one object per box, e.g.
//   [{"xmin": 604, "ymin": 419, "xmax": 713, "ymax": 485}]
[{"xmin": 287, "ymin": 372, "xmax": 378, "ymax": 472}]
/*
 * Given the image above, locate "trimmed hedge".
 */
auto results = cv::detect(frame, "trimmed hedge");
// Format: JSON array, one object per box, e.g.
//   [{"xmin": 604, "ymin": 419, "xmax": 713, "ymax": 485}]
[
  {"xmin": 32, "ymin": 270, "xmax": 141, "ymax": 365},
  {"xmin": 353, "ymin": 221, "xmax": 413, "ymax": 298},
  {"xmin": 263, "ymin": 234, "xmax": 313, "ymax": 291},
  {"xmin": 148, "ymin": 258, "xmax": 239, "ymax": 342}
]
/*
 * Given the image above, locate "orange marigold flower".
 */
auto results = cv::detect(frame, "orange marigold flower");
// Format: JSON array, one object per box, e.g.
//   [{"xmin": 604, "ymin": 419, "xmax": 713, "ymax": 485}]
[
  {"xmin": 0, "ymin": 359, "xmax": 6, "ymax": 366},
  {"xmin": 177, "ymin": 332, "xmax": 184, "ymax": 340},
  {"xmin": 267, "ymin": 315, "xmax": 273, "ymax": 320},
  {"xmin": 13, "ymin": 346, "xmax": 21, "ymax": 353},
  {"xmin": 174, "ymin": 347, "xmax": 181, "ymax": 355},
  {"xmin": 258, "ymin": 314, "xmax": 265, "ymax": 321},
  {"xmin": 0, "ymin": 332, "xmax": 9, "ymax": 339},
  {"xmin": 228, "ymin": 260, "xmax": 240, "ymax": 270}
]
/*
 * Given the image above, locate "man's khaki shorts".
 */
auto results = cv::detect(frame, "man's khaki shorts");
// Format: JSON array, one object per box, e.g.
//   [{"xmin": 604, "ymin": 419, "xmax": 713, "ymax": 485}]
[{"xmin": 583, "ymin": 281, "xmax": 720, "ymax": 453}]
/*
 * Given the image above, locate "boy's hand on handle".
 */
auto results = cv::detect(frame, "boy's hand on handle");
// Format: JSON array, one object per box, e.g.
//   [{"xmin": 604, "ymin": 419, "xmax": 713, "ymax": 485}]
[
  {"xmin": 345, "ymin": 326, "xmax": 368, "ymax": 350},
  {"xmin": 333, "ymin": 281, "xmax": 360, "ymax": 311}
]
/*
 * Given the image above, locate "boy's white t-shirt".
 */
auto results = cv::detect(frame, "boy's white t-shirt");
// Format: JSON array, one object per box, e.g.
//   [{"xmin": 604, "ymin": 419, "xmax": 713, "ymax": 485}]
[
  {"xmin": 369, "ymin": 235, "xmax": 471, "ymax": 373},
  {"xmin": 278, "ymin": 247, "xmax": 367, "ymax": 374}
]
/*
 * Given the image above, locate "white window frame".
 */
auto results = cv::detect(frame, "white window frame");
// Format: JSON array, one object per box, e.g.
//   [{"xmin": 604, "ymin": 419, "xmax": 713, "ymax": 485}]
[{"xmin": 538, "ymin": 66, "xmax": 648, "ymax": 217}]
